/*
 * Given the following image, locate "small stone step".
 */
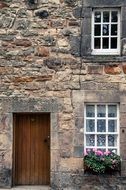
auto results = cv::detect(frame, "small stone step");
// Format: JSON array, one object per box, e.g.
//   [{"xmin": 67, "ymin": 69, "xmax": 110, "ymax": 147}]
[{"xmin": 0, "ymin": 186, "xmax": 50, "ymax": 190}]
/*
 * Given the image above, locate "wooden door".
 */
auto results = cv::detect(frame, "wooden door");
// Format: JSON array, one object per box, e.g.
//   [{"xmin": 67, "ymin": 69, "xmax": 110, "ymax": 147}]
[{"xmin": 13, "ymin": 114, "xmax": 50, "ymax": 185}]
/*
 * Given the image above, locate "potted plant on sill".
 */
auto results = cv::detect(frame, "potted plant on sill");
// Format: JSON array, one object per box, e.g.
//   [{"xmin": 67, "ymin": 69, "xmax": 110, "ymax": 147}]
[{"xmin": 84, "ymin": 149, "xmax": 121, "ymax": 174}]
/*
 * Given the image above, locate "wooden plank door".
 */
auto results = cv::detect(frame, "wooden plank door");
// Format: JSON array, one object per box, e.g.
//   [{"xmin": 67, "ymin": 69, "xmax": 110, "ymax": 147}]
[{"xmin": 13, "ymin": 114, "xmax": 50, "ymax": 185}]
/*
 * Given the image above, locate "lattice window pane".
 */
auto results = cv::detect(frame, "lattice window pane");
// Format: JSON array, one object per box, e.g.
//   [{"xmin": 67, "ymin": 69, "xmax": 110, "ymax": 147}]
[
  {"xmin": 97, "ymin": 135, "xmax": 106, "ymax": 146},
  {"xmin": 86, "ymin": 120, "xmax": 95, "ymax": 132},
  {"xmin": 86, "ymin": 135, "xmax": 95, "ymax": 146},
  {"xmin": 108, "ymin": 135, "xmax": 117, "ymax": 147},
  {"xmin": 97, "ymin": 120, "xmax": 106, "ymax": 132},
  {"xmin": 108, "ymin": 105, "xmax": 117, "ymax": 117},
  {"xmin": 97, "ymin": 105, "xmax": 106, "ymax": 117},
  {"xmin": 103, "ymin": 11, "xmax": 109, "ymax": 22},
  {"xmin": 95, "ymin": 12, "xmax": 101, "ymax": 23},
  {"xmin": 111, "ymin": 11, "xmax": 118, "ymax": 22},
  {"xmin": 86, "ymin": 105, "xmax": 95, "ymax": 117},
  {"xmin": 108, "ymin": 120, "xmax": 117, "ymax": 132}
]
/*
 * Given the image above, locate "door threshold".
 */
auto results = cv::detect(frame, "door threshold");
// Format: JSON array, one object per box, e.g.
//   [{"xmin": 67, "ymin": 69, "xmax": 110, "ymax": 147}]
[{"xmin": 11, "ymin": 186, "xmax": 50, "ymax": 190}]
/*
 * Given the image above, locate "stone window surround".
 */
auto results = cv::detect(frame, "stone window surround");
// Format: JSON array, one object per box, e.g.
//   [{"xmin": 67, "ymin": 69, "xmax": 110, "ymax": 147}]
[
  {"xmin": 72, "ymin": 89, "xmax": 126, "ymax": 175},
  {"xmin": 0, "ymin": 97, "xmax": 61, "ymax": 188},
  {"xmin": 81, "ymin": 0, "xmax": 126, "ymax": 57}
]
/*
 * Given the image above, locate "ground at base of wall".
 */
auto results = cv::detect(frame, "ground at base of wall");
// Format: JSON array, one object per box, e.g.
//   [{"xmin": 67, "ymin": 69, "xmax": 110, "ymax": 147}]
[
  {"xmin": 0, "ymin": 186, "xmax": 50, "ymax": 190},
  {"xmin": 0, "ymin": 186, "xmax": 126, "ymax": 190}
]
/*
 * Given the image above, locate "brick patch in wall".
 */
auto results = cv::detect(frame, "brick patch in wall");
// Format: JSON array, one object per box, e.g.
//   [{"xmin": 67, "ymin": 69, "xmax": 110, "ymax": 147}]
[{"xmin": 104, "ymin": 65, "xmax": 122, "ymax": 75}]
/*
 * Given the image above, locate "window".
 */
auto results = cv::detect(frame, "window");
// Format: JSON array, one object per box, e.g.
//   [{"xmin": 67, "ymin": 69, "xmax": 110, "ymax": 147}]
[
  {"xmin": 84, "ymin": 104, "xmax": 119, "ymax": 154},
  {"xmin": 92, "ymin": 9, "xmax": 120, "ymax": 55}
]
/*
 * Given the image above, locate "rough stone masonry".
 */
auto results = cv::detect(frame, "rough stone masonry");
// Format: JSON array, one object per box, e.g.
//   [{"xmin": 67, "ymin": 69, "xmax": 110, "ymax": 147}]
[{"xmin": 0, "ymin": 0, "xmax": 126, "ymax": 189}]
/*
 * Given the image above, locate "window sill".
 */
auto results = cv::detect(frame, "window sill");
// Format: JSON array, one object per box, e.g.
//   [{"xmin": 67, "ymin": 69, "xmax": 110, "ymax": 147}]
[{"xmin": 81, "ymin": 55, "xmax": 126, "ymax": 64}]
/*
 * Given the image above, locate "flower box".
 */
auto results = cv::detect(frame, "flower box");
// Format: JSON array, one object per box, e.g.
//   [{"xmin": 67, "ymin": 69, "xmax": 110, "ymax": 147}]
[{"xmin": 84, "ymin": 149, "xmax": 121, "ymax": 174}]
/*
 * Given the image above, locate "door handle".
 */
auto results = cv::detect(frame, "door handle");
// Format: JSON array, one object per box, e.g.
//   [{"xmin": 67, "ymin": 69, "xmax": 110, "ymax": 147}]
[
  {"xmin": 44, "ymin": 139, "xmax": 48, "ymax": 143},
  {"xmin": 44, "ymin": 136, "xmax": 50, "ymax": 143},
  {"xmin": 44, "ymin": 136, "xmax": 50, "ymax": 149}
]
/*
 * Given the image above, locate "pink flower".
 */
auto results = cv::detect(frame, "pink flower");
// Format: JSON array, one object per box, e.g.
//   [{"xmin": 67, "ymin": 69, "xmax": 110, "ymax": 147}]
[
  {"xmin": 95, "ymin": 150, "xmax": 103, "ymax": 156},
  {"xmin": 86, "ymin": 149, "xmax": 91, "ymax": 153},
  {"xmin": 104, "ymin": 151, "xmax": 111, "ymax": 156},
  {"xmin": 93, "ymin": 148, "xmax": 97, "ymax": 152}
]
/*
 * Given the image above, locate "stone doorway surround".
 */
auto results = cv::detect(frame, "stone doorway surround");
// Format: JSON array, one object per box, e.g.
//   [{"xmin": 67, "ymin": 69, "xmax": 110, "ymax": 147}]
[{"xmin": 0, "ymin": 97, "xmax": 61, "ymax": 188}]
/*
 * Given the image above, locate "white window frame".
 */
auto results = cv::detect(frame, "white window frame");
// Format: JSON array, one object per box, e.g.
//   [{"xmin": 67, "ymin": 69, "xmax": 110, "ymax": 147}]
[
  {"xmin": 84, "ymin": 103, "xmax": 120, "ymax": 155},
  {"xmin": 91, "ymin": 8, "xmax": 121, "ymax": 55}
]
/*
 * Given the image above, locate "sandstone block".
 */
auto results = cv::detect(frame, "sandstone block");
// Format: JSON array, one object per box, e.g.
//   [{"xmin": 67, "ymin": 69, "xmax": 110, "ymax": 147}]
[
  {"xmin": 0, "ymin": 134, "xmax": 9, "ymax": 149},
  {"xmin": 51, "ymin": 150, "xmax": 60, "ymax": 172},
  {"xmin": 88, "ymin": 65, "xmax": 103, "ymax": 74},
  {"xmin": 13, "ymin": 76, "xmax": 35, "ymax": 83},
  {"xmin": 122, "ymin": 65, "xmax": 126, "ymax": 74},
  {"xmin": 57, "ymin": 39, "xmax": 70, "ymax": 49},
  {"xmin": 14, "ymin": 39, "xmax": 32, "ymax": 47},
  {"xmin": 120, "ymin": 113, "xmax": 126, "ymax": 128},
  {"xmin": 15, "ymin": 19, "xmax": 30, "ymax": 30},
  {"xmin": 59, "ymin": 157, "xmax": 83, "ymax": 172},
  {"xmin": 35, "ymin": 46, "xmax": 49, "ymax": 57},
  {"xmin": 0, "ymin": 2, "xmax": 9, "ymax": 9},
  {"xmin": 0, "ymin": 67, "xmax": 13, "ymax": 75}
]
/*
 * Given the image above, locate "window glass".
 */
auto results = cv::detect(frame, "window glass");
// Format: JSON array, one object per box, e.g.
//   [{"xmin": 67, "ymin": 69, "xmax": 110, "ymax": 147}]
[
  {"xmin": 95, "ymin": 25, "xmax": 101, "ymax": 36},
  {"xmin": 103, "ymin": 24, "xmax": 109, "ymax": 36},
  {"xmin": 111, "ymin": 38, "xmax": 117, "ymax": 49},
  {"xmin": 108, "ymin": 105, "xmax": 117, "ymax": 117},
  {"xmin": 111, "ymin": 11, "xmax": 118, "ymax": 22},
  {"xmin": 103, "ymin": 11, "xmax": 109, "ymax": 22},
  {"xmin": 86, "ymin": 120, "xmax": 95, "ymax": 132},
  {"xmin": 86, "ymin": 135, "xmax": 95, "ymax": 146},
  {"xmin": 108, "ymin": 135, "xmax": 117, "ymax": 147},
  {"xmin": 108, "ymin": 120, "xmax": 117, "ymax": 132},
  {"xmin": 94, "ymin": 38, "xmax": 101, "ymax": 49},
  {"xmin": 97, "ymin": 120, "xmax": 106, "ymax": 132},
  {"xmin": 111, "ymin": 24, "xmax": 117, "ymax": 35},
  {"xmin": 95, "ymin": 11, "xmax": 101, "ymax": 23},
  {"xmin": 97, "ymin": 105, "xmax": 106, "ymax": 117},
  {"xmin": 97, "ymin": 135, "xmax": 106, "ymax": 146},
  {"xmin": 86, "ymin": 105, "xmax": 95, "ymax": 117},
  {"xmin": 103, "ymin": 38, "xmax": 109, "ymax": 49}
]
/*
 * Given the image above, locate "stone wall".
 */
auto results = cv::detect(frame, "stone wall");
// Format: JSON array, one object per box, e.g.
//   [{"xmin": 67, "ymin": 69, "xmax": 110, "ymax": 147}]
[{"xmin": 0, "ymin": 0, "xmax": 126, "ymax": 189}]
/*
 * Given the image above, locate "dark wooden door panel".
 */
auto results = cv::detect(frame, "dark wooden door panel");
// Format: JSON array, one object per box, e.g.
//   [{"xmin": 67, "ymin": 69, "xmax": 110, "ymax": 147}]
[{"xmin": 13, "ymin": 114, "xmax": 50, "ymax": 185}]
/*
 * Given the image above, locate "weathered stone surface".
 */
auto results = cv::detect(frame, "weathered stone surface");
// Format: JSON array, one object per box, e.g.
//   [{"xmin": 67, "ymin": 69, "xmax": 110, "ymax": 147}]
[
  {"xmin": 73, "ymin": 7, "xmax": 82, "ymax": 18},
  {"xmin": 88, "ymin": 65, "xmax": 103, "ymax": 74},
  {"xmin": 104, "ymin": 65, "xmax": 122, "ymax": 75},
  {"xmin": 122, "ymin": 64, "xmax": 126, "ymax": 74},
  {"xmin": 21, "ymin": 30, "xmax": 38, "ymax": 37},
  {"xmin": 69, "ymin": 35, "xmax": 81, "ymax": 56},
  {"xmin": 0, "ymin": 2, "xmax": 9, "ymax": 9},
  {"xmin": 0, "ymin": 0, "xmax": 126, "ymax": 189},
  {"xmin": 13, "ymin": 39, "xmax": 32, "ymax": 47},
  {"xmin": 35, "ymin": 46, "xmax": 49, "ymax": 57},
  {"xmin": 0, "ymin": 67, "xmax": 13, "ymax": 75},
  {"xmin": 15, "ymin": 19, "xmax": 30, "ymax": 30},
  {"xmin": 43, "ymin": 35, "xmax": 56, "ymax": 46},
  {"xmin": 44, "ymin": 57, "xmax": 64, "ymax": 71},
  {"xmin": 64, "ymin": 0, "xmax": 77, "ymax": 6},
  {"xmin": 35, "ymin": 10, "xmax": 49, "ymax": 19}
]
